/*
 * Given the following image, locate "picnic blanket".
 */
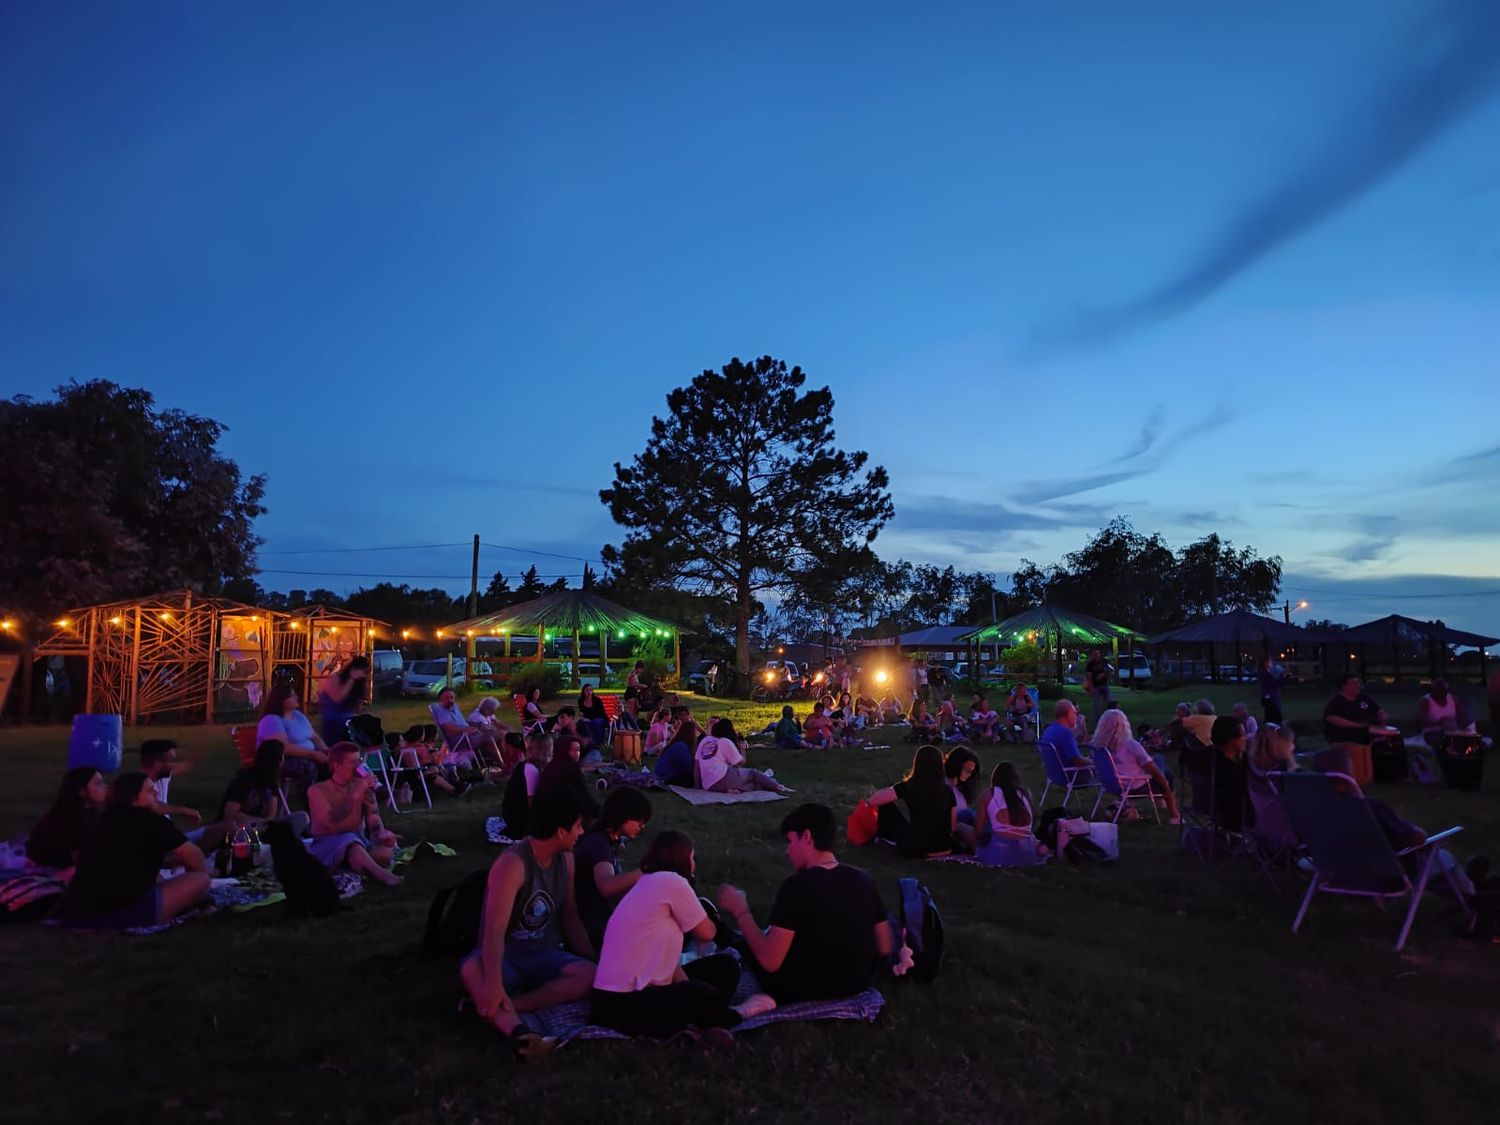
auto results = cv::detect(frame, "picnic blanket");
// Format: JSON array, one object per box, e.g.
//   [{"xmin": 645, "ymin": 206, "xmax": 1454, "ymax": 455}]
[
  {"xmin": 667, "ymin": 785, "xmax": 787, "ymax": 807},
  {"xmin": 521, "ymin": 969, "xmax": 883, "ymax": 1044},
  {"xmin": 485, "ymin": 817, "xmax": 519, "ymax": 846}
]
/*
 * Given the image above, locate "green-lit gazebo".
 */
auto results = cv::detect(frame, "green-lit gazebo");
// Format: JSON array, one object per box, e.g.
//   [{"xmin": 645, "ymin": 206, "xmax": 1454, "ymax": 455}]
[
  {"xmin": 441, "ymin": 590, "xmax": 689, "ymax": 688},
  {"xmin": 961, "ymin": 604, "xmax": 1145, "ymax": 683}
]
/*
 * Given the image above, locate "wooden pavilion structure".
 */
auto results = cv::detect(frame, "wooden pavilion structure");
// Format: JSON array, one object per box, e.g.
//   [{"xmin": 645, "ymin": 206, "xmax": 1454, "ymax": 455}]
[{"xmin": 30, "ymin": 590, "xmax": 383, "ymax": 724}]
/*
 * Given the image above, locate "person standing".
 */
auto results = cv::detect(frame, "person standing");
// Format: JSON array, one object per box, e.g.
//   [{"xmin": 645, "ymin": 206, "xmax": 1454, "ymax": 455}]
[
  {"xmin": 1257, "ymin": 656, "xmax": 1287, "ymax": 724},
  {"xmin": 318, "ymin": 655, "xmax": 370, "ymax": 745},
  {"xmin": 1084, "ymin": 649, "xmax": 1112, "ymax": 720}
]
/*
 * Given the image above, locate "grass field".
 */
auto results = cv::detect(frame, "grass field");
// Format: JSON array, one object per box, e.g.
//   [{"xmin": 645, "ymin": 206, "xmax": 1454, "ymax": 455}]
[{"xmin": 2, "ymin": 684, "xmax": 1497, "ymax": 1124}]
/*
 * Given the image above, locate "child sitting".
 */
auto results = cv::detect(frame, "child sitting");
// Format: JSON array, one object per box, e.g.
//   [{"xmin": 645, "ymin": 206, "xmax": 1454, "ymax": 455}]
[{"xmin": 774, "ymin": 705, "xmax": 807, "ymax": 749}]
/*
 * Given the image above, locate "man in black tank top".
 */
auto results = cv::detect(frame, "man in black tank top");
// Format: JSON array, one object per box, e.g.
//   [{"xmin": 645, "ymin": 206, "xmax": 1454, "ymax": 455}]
[{"xmin": 461, "ymin": 789, "xmax": 596, "ymax": 1044}]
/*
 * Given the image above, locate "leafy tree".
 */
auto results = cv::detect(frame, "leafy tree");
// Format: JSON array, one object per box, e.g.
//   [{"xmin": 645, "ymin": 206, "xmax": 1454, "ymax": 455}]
[
  {"xmin": 1171, "ymin": 533, "xmax": 1282, "ymax": 619},
  {"xmin": 581, "ymin": 563, "xmax": 598, "ymax": 590},
  {"xmin": 342, "ymin": 583, "xmax": 459, "ymax": 626},
  {"xmin": 514, "ymin": 565, "xmax": 548, "ymax": 601},
  {"xmin": 1046, "ymin": 518, "xmax": 1178, "ymax": 629},
  {"xmin": 1303, "ymin": 618, "xmax": 1347, "ymax": 633},
  {"xmin": 0, "ymin": 380, "xmax": 265, "ymax": 625},
  {"xmin": 479, "ymin": 570, "xmax": 513, "ymax": 612},
  {"xmin": 601, "ymin": 356, "xmax": 892, "ymax": 681}
]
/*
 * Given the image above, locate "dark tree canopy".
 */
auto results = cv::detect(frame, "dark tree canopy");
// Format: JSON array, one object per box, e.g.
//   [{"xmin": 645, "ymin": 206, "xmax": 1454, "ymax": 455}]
[
  {"xmin": 600, "ymin": 356, "xmax": 892, "ymax": 678},
  {"xmin": 0, "ymin": 381, "xmax": 266, "ymax": 624}
]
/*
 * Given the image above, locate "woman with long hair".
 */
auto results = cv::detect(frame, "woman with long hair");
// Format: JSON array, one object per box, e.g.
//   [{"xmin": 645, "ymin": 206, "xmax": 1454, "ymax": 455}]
[
  {"xmin": 52, "ymin": 772, "xmax": 211, "ymax": 928},
  {"xmin": 318, "ymin": 655, "xmax": 371, "ymax": 745},
  {"xmin": 216, "ymin": 739, "xmax": 311, "ymax": 837},
  {"xmin": 25, "ymin": 766, "xmax": 108, "ymax": 874},
  {"xmin": 535, "ymin": 734, "xmax": 601, "ymax": 825},
  {"xmin": 1092, "ymin": 708, "xmax": 1180, "ymax": 823},
  {"xmin": 942, "ymin": 746, "xmax": 981, "ymax": 852},
  {"xmin": 257, "ymin": 682, "xmax": 330, "ymax": 793},
  {"xmin": 590, "ymin": 829, "xmax": 753, "ymax": 1042},
  {"xmin": 501, "ymin": 733, "xmax": 554, "ymax": 838},
  {"xmin": 576, "ymin": 684, "xmax": 610, "ymax": 749},
  {"xmin": 972, "ymin": 760, "xmax": 1044, "ymax": 865},
  {"xmin": 866, "ymin": 744, "xmax": 962, "ymax": 857}
]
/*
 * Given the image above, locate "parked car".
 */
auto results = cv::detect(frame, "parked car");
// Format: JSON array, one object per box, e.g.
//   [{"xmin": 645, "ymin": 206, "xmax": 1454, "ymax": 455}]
[
  {"xmin": 371, "ymin": 649, "xmax": 405, "ymax": 697},
  {"xmin": 686, "ymin": 659, "xmax": 722, "ymax": 695},
  {"xmin": 1115, "ymin": 654, "xmax": 1153, "ymax": 685},
  {"xmin": 399, "ymin": 658, "xmax": 494, "ymax": 696}
]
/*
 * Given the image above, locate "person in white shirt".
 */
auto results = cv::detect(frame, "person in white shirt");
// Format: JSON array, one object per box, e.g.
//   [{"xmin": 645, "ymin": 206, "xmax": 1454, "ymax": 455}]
[
  {"xmin": 138, "ymin": 739, "xmax": 232, "ymax": 851},
  {"xmin": 1092, "ymin": 708, "xmax": 1180, "ymax": 823},
  {"xmin": 694, "ymin": 719, "xmax": 789, "ymax": 794},
  {"xmin": 970, "ymin": 695, "xmax": 1001, "ymax": 742},
  {"xmin": 256, "ymin": 683, "xmax": 330, "ymax": 792},
  {"xmin": 590, "ymin": 830, "xmax": 759, "ymax": 1041},
  {"xmin": 1232, "ymin": 703, "xmax": 1259, "ymax": 744},
  {"xmin": 972, "ymin": 761, "xmax": 1043, "ymax": 866}
]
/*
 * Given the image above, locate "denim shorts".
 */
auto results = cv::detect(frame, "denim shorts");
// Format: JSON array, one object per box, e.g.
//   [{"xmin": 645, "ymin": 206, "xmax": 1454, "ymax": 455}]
[
  {"xmin": 60, "ymin": 885, "xmax": 163, "ymax": 930},
  {"xmin": 502, "ymin": 943, "xmax": 589, "ymax": 994}
]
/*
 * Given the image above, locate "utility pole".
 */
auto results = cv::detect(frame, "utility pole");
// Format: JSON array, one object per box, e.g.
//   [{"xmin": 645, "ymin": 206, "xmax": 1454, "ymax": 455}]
[{"xmin": 468, "ymin": 534, "xmax": 480, "ymax": 617}]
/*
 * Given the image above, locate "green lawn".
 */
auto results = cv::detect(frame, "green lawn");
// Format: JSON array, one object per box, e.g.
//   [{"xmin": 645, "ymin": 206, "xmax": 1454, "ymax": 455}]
[{"xmin": 2, "ymin": 686, "xmax": 1497, "ymax": 1124}]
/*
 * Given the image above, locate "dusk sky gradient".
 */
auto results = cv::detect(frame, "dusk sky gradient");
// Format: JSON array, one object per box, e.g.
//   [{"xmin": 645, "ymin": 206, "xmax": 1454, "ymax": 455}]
[{"xmin": 4, "ymin": 1, "xmax": 1498, "ymax": 641}]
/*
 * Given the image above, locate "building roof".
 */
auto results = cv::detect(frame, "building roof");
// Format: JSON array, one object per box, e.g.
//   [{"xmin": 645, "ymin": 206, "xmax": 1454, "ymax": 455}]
[
  {"xmin": 1336, "ymin": 614, "xmax": 1497, "ymax": 649},
  {"xmin": 1148, "ymin": 608, "xmax": 1322, "ymax": 646},
  {"xmin": 442, "ymin": 589, "xmax": 688, "ymax": 640},
  {"xmin": 963, "ymin": 604, "xmax": 1145, "ymax": 646}
]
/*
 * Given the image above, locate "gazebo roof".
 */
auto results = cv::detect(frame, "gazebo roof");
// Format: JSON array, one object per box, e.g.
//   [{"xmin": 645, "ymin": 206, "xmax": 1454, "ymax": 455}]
[
  {"xmin": 442, "ymin": 590, "xmax": 689, "ymax": 639},
  {"xmin": 1336, "ymin": 614, "xmax": 1498, "ymax": 649},
  {"xmin": 1148, "ymin": 608, "xmax": 1322, "ymax": 646},
  {"xmin": 962, "ymin": 604, "xmax": 1145, "ymax": 647}
]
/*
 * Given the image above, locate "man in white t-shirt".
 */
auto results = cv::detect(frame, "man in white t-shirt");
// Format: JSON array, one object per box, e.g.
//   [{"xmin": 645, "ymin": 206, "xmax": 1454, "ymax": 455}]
[{"xmin": 140, "ymin": 739, "xmax": 232, "ymax": 851}]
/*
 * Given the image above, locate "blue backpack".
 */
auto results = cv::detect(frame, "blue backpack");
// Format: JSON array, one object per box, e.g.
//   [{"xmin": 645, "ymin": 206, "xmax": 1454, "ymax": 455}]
[{"xmin": 898, "ymin": 876, "xmax": 944, "ymax": 983}]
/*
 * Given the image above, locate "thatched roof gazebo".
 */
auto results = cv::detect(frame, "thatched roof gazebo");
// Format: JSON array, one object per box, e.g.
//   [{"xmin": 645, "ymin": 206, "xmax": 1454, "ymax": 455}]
[
  {"xmin": 441, "ymin": 590, "xmax": 689, "ymax": 687},
  {"xmin": 962, "ymin": 604, "xmax": 1145, "ymax": 683}
]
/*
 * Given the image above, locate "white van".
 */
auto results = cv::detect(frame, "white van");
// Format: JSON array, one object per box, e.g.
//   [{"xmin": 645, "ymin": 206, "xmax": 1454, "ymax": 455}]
[{"xmin": 1116, "ymin": 653, "xmax": 1153, "ymax": 684}]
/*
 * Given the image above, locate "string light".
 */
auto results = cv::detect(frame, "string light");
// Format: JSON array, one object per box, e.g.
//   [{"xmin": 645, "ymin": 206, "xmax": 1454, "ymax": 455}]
[{"xmin": 56, "ymin": 618, "xmax": 71, "ymax": 628}]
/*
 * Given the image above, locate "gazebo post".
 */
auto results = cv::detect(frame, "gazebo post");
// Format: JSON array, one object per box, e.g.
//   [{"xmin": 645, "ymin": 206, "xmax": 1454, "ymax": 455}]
[
  {"xmin": 205, "ymin": 601, "xmax": 217, "ymax": 724},
  {"xmin": 84, "ymin": 610, "xmax": 96, "ymax": 714},
  {"xmin": 128, "ymin": 606, "xmax": 142, "ymax": 725},
  {"xmin": 673, "ymin": 629, "xmax": 682, "ymax": 687},
  {"xmin": 572, "ymin": 628, "xmax": 581, "ymax": 688},
  {"xmin": 601, "ymin": 631, "xmax": 609, "ymax": 685}
]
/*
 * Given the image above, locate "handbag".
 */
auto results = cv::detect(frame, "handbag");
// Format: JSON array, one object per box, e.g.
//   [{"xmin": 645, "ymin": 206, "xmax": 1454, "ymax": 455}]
[{"xmin": 847, "ymin": 799, "xmax": 879, "ymax": 846}]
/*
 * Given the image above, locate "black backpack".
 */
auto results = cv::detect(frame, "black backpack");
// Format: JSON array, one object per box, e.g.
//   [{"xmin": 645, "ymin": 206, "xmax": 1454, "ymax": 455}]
[
  {"xmin": 423, "ymin": 868, "xmax": 489, "ymax": 958},
  {"xmin": 897, "ymin": 876, "xmax": 944, "ymax": 983}
]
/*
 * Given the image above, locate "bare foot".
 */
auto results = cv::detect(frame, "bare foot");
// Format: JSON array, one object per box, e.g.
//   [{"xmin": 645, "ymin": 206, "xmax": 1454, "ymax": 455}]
[{"xmin": 376, "ymin": 870, "xmax": 404, "ymax": 887}]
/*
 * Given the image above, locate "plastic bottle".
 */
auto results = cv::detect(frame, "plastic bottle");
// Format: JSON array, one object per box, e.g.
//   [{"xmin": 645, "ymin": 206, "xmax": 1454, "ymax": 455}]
[
  {"xmin": 250, "ymin": 826, "xmax": 264, "ymax": 868},
  {"xmin": 231, "ymin": 826, "xmax": 253, "ymax": 877}
]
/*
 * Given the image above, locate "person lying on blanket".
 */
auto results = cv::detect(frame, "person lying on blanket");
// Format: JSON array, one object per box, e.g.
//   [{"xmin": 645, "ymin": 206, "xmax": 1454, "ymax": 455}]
[
  {"xmin": 694, "ymin": 720, "xmax": 791, "ymax": 795},
  {"xmin": 51, "ymin": 771, "xmax": 211, "ymax": 930},
  {"xmin": 1310, "ymin": 748, "xmax": 1480, "ymax": 897},
  {"xmin": 591, "ymin": 829, "xmax": 769, "ymax": 1042},
  {"xmin": 717, "ymin": 803, "xmax": 892, "ymax": 1009},
  {"xmin": 462, "ymin": 788, "xmax": 597, "ymax": 1058}
]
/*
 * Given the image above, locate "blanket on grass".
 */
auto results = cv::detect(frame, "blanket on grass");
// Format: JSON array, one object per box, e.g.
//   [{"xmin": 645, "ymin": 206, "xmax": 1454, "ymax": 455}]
[
  {"xmin": 485, "ymin": 817, "xmax": 518, "ymax": 846},
  {"xmin": 667, "ymin": 785, "xmax": 787, "ymax": 807},
  {"xmin": 521, "ymin": 970, "xmax": 883, "ymax": 1044}
]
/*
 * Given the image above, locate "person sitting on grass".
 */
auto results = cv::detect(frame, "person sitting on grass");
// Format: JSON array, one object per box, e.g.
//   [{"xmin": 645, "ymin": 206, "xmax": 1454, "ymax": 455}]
[
  {"xmin": 854, "ymin": 692, "xmax": 880, "ymax": 727},
  {"xmin": 867, "ymin": 744, "xmax": 967, "ymax": 858},
  {"xmin": 652, "ymin": 714, "xmax": 698, "ymax": 788},
  {"xmin": 257, "ymin": 683, "xmax": 330, "ymax": 794},
  {"xmin": 25, "ymin": 766, "xmax": 108, "ymax": 877},
  {"xmin": 305, "ymin": 742, "xmax": 402, "ymax": 887},
  {"xmin": 1005, "ymin": 683, "xmax": 1037, "ymax": 737},
  {"xmin": 52, "ymin": 771, "xmax": 211, "ymax": 930},
  {"xmin": 907, "ymin": 699, "xmax": 939, "ymax": 741},
  {"xmin": 591, "ymin": 829, "xmax": 751, "ymax": 1043},
  {"xmin": 936, "ymin": 695, "xmax": 966, "ymax": 741},
  {"xmin": 1091, "ymin": 709, "xmax": 1181, "ymax": 824},
  {"xmin": 537, "ymin": 734, "xmax": 601, "ymax": 825},
  {"xmin": 1041, "ymin": 699, "xmax": 1094, "ymax": 771},
  {"xmin": 695, "ymin": 719, "xmax": 790, "ymax": 794},
  {"xmin": 970, "ymin": 696, "xmax": 1001, "ymax": 743},
  {"xmin": 643, "ymin": 707, "xmax": 673, "ymax": 756},
  {"xmin": 217, "ymin": 739, "xmax": 311, "ymax": 838},
  {"xmin": 802, "ymin": 702, "xmax": 834, "ymax": 750},
  {"xmin": 717, "ymin": 803, "xmax": 892, "ymax": 1010},
  {"xmin": 501, "ymin": 734, "xmax": 553, "ymax": 838},
  {"xmin": 943, "ymin": 746, "xmax": 982, "ymax": 834},
  {"xmin": 975, "ymin": 761, "xmax": 1037, "ymax": 845},
  {"xmin": 139, "ymin": 740, "xmax": 232, "ymax": 853},
  {"xmin": 773, "ymin": 704, "xmax": 807, "ymax": 749},
  {"xmin": 461, "ymin": 788, "xmax": 597, "ymax": 1057},
  {"xmin": 574, "ymin": 787, "xmax": 653, "ymax": 950},
  {"xmin": 1311, "ymin": 747, "xmax": 1480, "ymax": 898}
]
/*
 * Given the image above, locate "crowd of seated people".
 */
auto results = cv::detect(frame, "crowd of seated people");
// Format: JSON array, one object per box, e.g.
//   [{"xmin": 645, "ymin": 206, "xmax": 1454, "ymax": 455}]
[{"xmin": 461, "ymin": 790, "xmax": 891, "ymax": 1054}]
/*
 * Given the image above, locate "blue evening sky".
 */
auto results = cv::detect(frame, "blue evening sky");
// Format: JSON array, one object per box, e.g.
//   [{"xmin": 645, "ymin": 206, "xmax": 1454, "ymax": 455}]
[{"xmin": 4, "ymin": 1, "xmax": 1499, "ymax": 639}]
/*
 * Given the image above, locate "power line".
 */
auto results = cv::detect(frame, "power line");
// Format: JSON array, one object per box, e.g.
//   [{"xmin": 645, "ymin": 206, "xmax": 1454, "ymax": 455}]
[
  {"xmin": 480, "ymin": 541, "xmax": 600, "ymax": 564},
  {"xmin": 258, "ymin": 542, "xmax": 469, "ymax": 556},
  {"xmin": 1290, "ymin": 584, "xmax": 1500, "ymax": 602},
  {"xmin": 256, "ymin": 568, "xmax": 578, "ymax": 580}
]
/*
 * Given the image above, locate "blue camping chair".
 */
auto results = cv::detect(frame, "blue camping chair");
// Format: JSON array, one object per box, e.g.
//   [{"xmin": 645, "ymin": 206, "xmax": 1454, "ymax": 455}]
[
  {"xmin": 1276, "ymin": 771, "xmax": 1471, "ymax": 951},
  {"xmin": 1037, "ymin": 739, "xmax": 1097, "ymax": 811},
  {"xmin": 1090, "ymin": 746, "xmax": 1163, "ymax": 824}
]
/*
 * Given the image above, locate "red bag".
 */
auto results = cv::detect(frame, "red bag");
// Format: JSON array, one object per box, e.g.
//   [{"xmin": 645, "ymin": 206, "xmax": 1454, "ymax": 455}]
[{"xmin": 847, "ymin": 799, "xmax": 878, "ymax": 846}]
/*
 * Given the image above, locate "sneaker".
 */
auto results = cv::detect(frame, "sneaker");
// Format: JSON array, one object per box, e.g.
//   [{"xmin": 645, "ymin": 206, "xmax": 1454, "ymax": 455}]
[
  {"xmin": 763, "ymin": 768, "xmax": 775, "ymax": 779},
  {"xmin": 732, "ymin": 992, "xmax": 778, "ymax": 1020}
]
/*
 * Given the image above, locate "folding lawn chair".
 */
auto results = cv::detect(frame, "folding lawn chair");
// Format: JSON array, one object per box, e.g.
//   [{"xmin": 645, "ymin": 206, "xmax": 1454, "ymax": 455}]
[
  {"xmin": 1275, "ymin": 771, "xmax": 1472, "ymax": 952},
  {"xmin": 1176, "ymin": 744, "xmax": 1275, "ymax": 889},
  {"xmin": 1036, "ymin": 739, "xmax": 1098, "ymax": 812},
  {"xmin": 1090, "ymin": 746, "xmax": 1163, "ymax": 824},
  {"xmin": 382, "ymin": 733, "xmax": 432, "ymax": 812},
  {"xmin": 513, "ymin": 694, "xmax": 547, "ymax": 738}
]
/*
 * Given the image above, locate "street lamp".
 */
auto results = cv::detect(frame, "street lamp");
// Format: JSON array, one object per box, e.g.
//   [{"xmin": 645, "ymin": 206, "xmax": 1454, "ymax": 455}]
[{"xmin": 1282, "ymin": 599, "xmax": 1308, "ymax": 624}]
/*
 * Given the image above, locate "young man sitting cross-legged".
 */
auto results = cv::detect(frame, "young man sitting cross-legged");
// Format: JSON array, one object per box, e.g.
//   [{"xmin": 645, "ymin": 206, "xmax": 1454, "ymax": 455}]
[
  {"xmin": 717, "ymin": 802, "xmax": 892, "ymax": 1014},
  {"xmin": 462, "ymin": 788, "xmax": 596, "ymax": 1055}
]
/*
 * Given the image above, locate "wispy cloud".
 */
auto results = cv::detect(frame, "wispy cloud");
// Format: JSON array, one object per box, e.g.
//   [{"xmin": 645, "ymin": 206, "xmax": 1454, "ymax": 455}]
[{"xmin": 1024, "ymin": 0, "xmax": 1500, "ymax": 355}]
